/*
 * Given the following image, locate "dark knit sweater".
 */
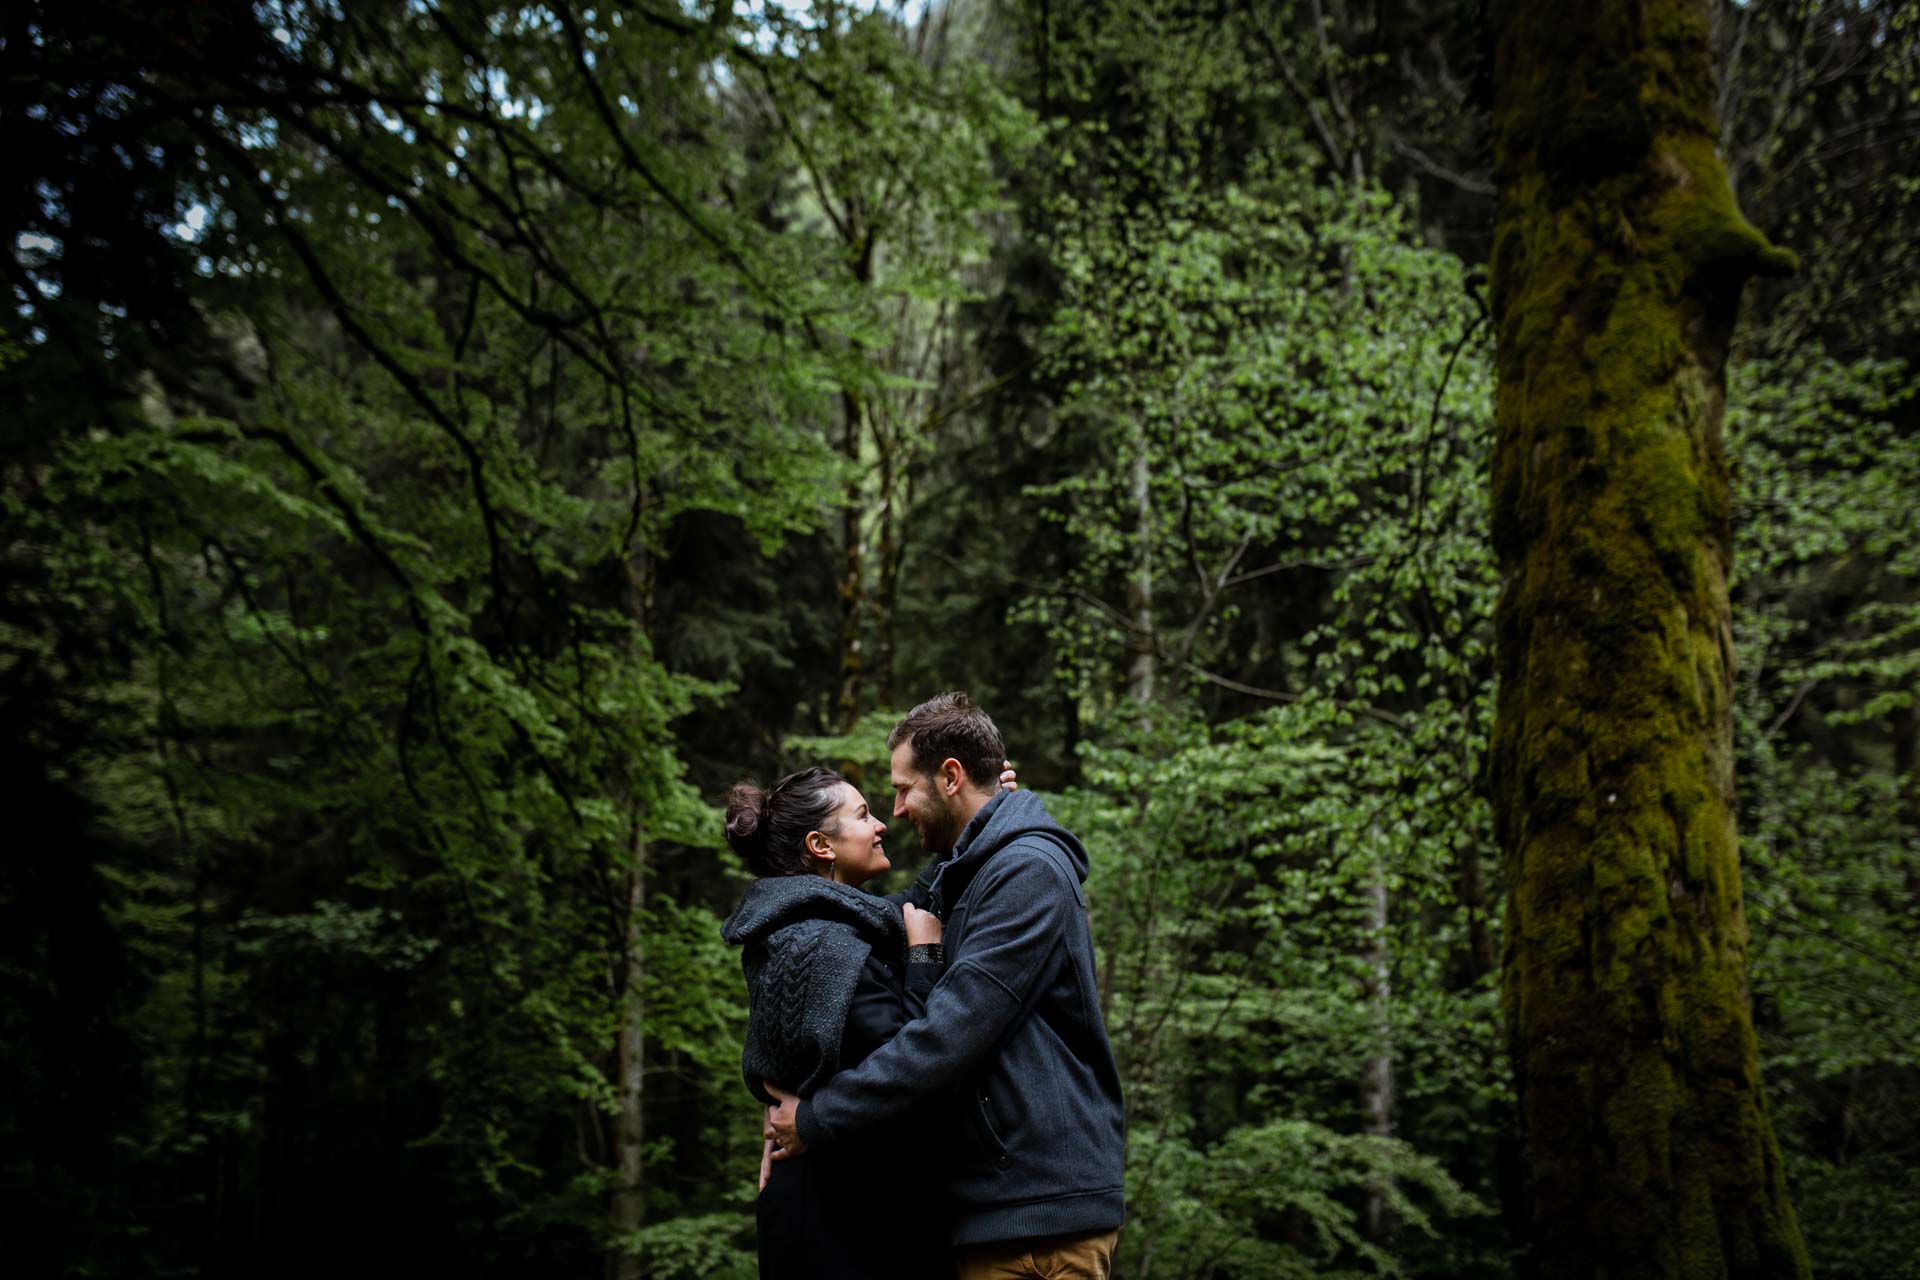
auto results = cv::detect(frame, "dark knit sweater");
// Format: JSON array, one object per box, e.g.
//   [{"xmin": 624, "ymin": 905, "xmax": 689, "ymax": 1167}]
[{"xmin": 719, "ymin": 875, "xmax": 906, "ymax": 1106}]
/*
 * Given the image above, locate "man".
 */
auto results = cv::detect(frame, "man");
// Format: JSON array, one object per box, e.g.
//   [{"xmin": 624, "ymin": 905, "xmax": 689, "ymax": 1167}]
[{"xmin": 764, "ymin": 692, "xmax": 1127, "ymax": 1278}]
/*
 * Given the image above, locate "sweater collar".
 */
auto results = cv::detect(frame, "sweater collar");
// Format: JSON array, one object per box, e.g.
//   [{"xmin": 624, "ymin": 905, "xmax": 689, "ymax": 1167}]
[{"xmin": 952, "ymin": 788, "xmax": 1011, "ymax": 858}]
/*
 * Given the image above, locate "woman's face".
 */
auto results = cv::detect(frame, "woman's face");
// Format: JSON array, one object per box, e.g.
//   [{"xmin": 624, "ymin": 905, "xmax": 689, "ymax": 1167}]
[{"xmin": 813, "ymin": 782, "xmax": 888, "ymax": 886}]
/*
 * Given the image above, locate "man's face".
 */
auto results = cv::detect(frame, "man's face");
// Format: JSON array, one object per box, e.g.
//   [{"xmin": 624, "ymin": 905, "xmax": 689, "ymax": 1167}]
[{"xmin": 890, "ymin": 741, "xmax": 963, "ymax": 854}]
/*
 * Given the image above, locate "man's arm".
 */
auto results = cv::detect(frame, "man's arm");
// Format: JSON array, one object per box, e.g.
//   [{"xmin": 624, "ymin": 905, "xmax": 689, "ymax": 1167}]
[
  {"xmin": 769, "ymin": 846, "xmax": 1074, "ymax": 1156},
  {"xmin": 842, "ymin": 949, "xmax": 945, "ymax": 1055}
]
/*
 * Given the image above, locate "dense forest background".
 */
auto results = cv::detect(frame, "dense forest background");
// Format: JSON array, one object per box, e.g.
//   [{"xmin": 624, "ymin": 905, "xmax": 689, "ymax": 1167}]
[{"xmin": 4, "ymin": 0, "xmax": 1916, "ymax": 1276}]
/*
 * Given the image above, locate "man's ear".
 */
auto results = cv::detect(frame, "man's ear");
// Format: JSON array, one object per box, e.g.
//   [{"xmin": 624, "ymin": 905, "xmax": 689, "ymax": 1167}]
[{"xmin": 938, "ymin": 758, "xmax": 966, "ymax": 797}]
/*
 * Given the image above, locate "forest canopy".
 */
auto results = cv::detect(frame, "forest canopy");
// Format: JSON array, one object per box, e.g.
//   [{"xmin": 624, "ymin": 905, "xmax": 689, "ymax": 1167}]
[{"xmin": 4, "ymin": 1, "xmax": 1916, "ymax": 1277}]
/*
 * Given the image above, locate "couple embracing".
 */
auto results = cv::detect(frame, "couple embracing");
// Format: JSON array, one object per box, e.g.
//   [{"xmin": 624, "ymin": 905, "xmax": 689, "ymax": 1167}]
[{"xmin": 721, "ymin": 692, "xmax": 1126, "ymax": 1279}]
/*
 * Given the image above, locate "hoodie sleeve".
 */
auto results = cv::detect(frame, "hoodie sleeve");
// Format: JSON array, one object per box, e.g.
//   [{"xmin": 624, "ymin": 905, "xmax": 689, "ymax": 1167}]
[
  {"xmin": 839, "ymin": 950, "xmax": 944, "ymax": 1071},
  {"xmin": 794, "ymin": 840, "xmax": 1073, "ymax": 1152}
]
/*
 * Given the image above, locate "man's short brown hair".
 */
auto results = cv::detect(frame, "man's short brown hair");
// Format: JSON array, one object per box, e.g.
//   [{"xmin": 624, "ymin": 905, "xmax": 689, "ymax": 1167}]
[{"xmin": 888, "ymin": 692, "xmax": 1005, "ymax": 789}]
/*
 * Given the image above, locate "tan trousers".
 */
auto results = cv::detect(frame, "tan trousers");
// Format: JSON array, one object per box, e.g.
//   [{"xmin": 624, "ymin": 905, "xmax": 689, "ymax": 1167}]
[{"xmin": 955, "ymin": 1228, "xmax": 1120, "ymax": 1280}]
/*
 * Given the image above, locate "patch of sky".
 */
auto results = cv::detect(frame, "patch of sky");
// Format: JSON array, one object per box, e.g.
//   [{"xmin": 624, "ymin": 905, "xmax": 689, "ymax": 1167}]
[
  {"xmin": 367, "ymin": 101, "xmax": 417, "ymax": 142},
  {"xmin": 96, "ymin": 82, "xmax": 135, "ymax": 118},
  {"xmin": 172, "ymin": 204, "xmax": 212, "ymax": 243},
  {"xmin": 505, "ymin": 5, "xmax": 564, "ymax": 38},
  {"xmin": 479, "ymin": 66, "xmax": 546, "ymax": 124},
  {"xmin": 15, "ymin": 232, "xmax": 61, "ymax": 261},
  {"xmin": 253, "ymin": 0, "xmax": 330, "ymax": 51},
  {"xmin": 237, "ymin": 119, "xmax": 282, "ymax": 150}
]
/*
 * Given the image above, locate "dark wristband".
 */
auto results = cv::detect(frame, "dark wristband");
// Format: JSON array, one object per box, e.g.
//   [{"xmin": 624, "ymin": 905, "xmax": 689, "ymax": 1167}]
[{"xmin": 907, "ymin": 943, "xmax": 946, "ymax": 965}]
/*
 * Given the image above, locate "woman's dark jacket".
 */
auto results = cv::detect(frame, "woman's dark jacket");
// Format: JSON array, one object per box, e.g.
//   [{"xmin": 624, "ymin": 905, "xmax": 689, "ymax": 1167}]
[{"xmin": 722, "ymin": 874, "xmax": 949, "ymax": 1278}]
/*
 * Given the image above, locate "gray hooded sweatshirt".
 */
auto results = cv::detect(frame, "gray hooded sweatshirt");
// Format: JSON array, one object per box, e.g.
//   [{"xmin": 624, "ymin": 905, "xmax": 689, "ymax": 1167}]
[{"xmin": 794, "ymin": 789, "xmax": 1126, "ymax": 1246}]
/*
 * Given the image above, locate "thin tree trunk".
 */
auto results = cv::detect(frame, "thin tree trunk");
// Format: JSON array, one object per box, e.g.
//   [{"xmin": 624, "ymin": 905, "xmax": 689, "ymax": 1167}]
[
  {"xmin": 1125, "ymin": 427, "xmax": 1155, "ymax": 705},
  {"xmin": 874, "ymin": 411, "xmax": 901, "ymax": 712},
  {"xmin": 1894, "ymin": 703, "xmax": 1916, "ymax": 815},
  {"xmin": 1893, "ymin": 703, "xmax": 1920, "ymax": 915},
  {"xmin": 1359, "ymin": 839, "xmax": 1394, "ymax": 1245},
  {"xmin": 835, "ymin": 386, "xmax": 867, "ymax": 739},
  {"xmin": 609, "ymin": 836, "xmax": 646, "ymax": 1280},
  {"xmin": 610, "ymin": 552, "xmax": 653, "ymax": 1279},
  {"xmin": 1488, "ymin": 1, "xmax": 1806, "ymax": 1276},
  {"xmin": 1454, "ymin": 803, "xmax": 1530, "ymax": 1258}
]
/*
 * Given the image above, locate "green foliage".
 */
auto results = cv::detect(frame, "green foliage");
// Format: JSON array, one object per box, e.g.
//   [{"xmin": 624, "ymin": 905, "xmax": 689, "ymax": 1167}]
[
  {"xmin": 613, "ymin": 1212, "xmax": 758, "ymax": 1280},
  {"xmin": 1052, "ymin": 704, "xmax": 1498, "ymax": 1278},
  {"xmin": 1728, "ymin": 346, "xmax": 1920, "ymax": 1279},
  {"xmin": 5, "ymin": 0, "xmax": 1918, "ymax": 1275},
  {"xmin": 1126, "ymin": 1122, "xmax": 1487, "ymax": 1280}
]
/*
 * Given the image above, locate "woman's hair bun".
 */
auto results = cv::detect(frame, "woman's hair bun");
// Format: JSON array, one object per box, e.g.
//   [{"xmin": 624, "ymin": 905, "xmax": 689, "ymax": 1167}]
[
  {"xmin": 722, "ymin": 767, "xmax": 848, "ymax": 878},
  {"xmin": 724, "ymin": 782, "xmax": 770, "ymax": 860}
]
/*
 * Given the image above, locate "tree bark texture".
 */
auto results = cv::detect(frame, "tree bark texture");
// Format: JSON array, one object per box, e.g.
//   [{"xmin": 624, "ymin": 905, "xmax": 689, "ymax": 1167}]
[
  {"xmin": 1126, "ymin": 426, "xmax": 1155, "ymax": 705},
  {"xmin": 835, "ymin": 386, "xmax": 867, "ymax": 740},
  {"xmin": 874, "ymin": 414, "xmax": 903, "ymax": 713},
  {"xmin": 1488, "ymin": 1, "xmax": 1806, "ymax": 1276},
  {"xmin": 611, "ymin": 554, "xmax": 652, "ymax": 1279},
  {"xmin": 610, "ymin": 841, "xmax": 646, "ymax": 1280},
  {"xmin": 1360, "ymin": 847, "xmax": 1394, "ymax": 1245}
]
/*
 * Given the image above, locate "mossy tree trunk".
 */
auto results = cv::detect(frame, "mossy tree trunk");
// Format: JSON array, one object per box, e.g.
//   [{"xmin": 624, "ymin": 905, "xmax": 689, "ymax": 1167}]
[{"xmin": 1487, "ymin": 1, "xmax": 1808, "ymax": 1276}]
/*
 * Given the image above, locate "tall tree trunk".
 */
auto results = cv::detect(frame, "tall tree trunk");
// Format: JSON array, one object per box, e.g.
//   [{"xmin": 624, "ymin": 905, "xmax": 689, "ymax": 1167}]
[
  {"xmin": 835, "ymin": 386, "xmax": 867, "ymax": 739},
  {"xmin": 1892, "ymin": 703, "xmax": 1920, "ymax": 916},
  {"xmin": 873, "ymin": 413, "xmax": 901, "ymax": 713},
  {"xmin": 610, "ymin": 837, "xmax": 646, "ymax": 1280},
  {"xmin": 610, "ymin": 552, "xmax": 654, "ymax": 1279},
  {"xmin": 1453, "ymin": 797, "xmax": 1531, "ymax": 1259},
  {"xmin": 1487, "ymin": 2, "xmax": 1806, "ymax": 1276},
  {"xmin": 1125, "ymin": 426, "xmax": 1155, "ymax": 704},
  {"xmin": 1359, "ymin": 837, "xmax": 1394, "ymax": 1245},
  {"xmin": 834, "ymin": 228, "xmax": 876, "ymax": 744}
]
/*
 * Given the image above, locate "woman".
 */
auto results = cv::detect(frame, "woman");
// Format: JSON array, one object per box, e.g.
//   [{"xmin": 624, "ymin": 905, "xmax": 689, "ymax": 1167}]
[{"xmin": 720, "ymin": 765, "xmax": 958, "ymax": 1279}]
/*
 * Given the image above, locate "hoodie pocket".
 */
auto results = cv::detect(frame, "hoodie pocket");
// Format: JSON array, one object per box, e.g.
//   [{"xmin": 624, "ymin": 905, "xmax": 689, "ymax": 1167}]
[{"xmin": 965, "ymin": 1086, "xmax": 1012, "ymax": 1168}]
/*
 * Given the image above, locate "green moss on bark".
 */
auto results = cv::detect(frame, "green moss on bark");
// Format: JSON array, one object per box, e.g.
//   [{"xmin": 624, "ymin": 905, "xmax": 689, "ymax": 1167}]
[{"xmin": 1489, "ymin": 1, "xmax": 1810, "ymax": 1277}]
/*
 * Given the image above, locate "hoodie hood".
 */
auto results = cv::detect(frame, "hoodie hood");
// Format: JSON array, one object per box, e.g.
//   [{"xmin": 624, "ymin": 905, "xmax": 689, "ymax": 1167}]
[
  {"xmin": 721, "ymin": 874, "xmax": 904, "ymax": 951},
  {"xmin": 720, "ymin": 875, "xmax": 905, "ymax": 1104},
  {"xmin": 928, "ymin": 788, "xmax": 1088, "ymax": 916}
]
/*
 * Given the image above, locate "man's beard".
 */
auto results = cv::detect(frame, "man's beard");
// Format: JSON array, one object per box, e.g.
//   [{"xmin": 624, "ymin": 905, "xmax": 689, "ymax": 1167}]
[{"xmin": 917, "ymin": 790, "xmax": 965, "ymax": 855}]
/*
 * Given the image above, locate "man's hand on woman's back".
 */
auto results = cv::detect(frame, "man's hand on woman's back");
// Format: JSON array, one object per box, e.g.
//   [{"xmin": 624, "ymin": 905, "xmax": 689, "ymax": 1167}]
[{"xmin": 765, "ymin": 1081, "xmax": 804, "ymax": 1161}]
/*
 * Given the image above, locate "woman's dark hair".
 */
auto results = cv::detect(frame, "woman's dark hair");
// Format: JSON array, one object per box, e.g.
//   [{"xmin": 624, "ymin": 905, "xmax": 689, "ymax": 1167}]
[{"xmin": 724, "ymin": 766, "xmax": 849, "ymax": 877}]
